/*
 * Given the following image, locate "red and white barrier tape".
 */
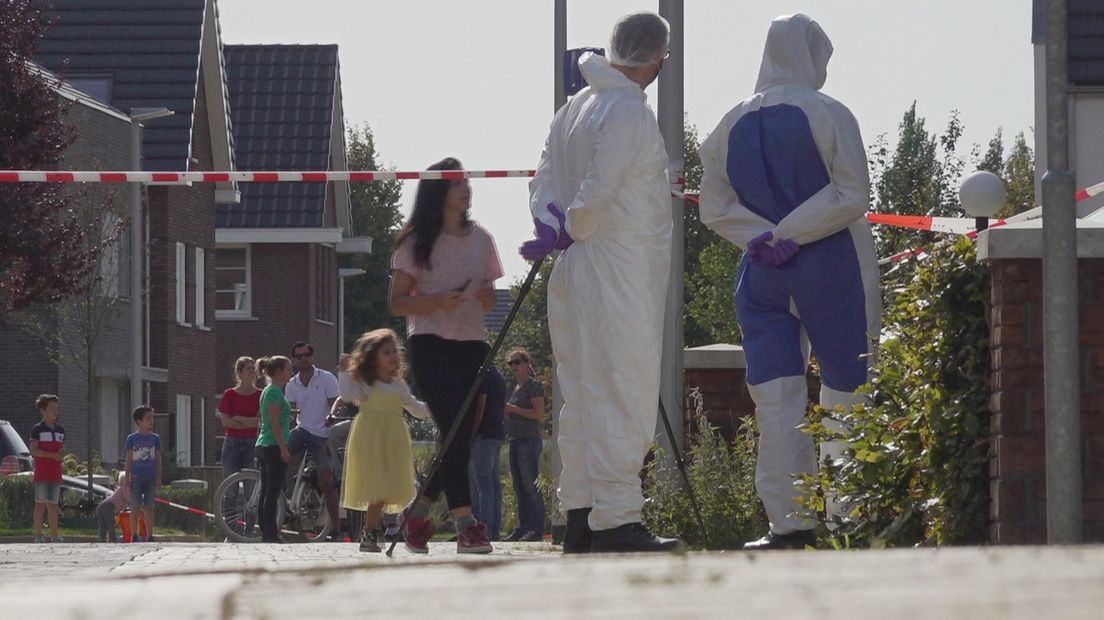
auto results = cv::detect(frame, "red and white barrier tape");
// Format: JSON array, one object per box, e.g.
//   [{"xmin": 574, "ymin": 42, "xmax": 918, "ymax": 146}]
[
  {"xmin": 1076, "ymin": 180, "xmax": 1104, "ymax": 202},
  {"xmin": 863, "ymin": 213, "xmax": 1009, "ymax": 235},
  {"xmin": 0, "ymin": 169, "xmax": 536, "ymax": 183},
  {"xmin": 155, "ymin": 496, "xmax": 215, "ymax": 519}
]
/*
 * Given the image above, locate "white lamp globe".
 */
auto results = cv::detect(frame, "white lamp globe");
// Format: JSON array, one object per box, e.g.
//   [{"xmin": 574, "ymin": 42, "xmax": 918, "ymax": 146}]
[{"xmin": 959, "ymin": 171, "xmax": 1006, "ymax": 218}]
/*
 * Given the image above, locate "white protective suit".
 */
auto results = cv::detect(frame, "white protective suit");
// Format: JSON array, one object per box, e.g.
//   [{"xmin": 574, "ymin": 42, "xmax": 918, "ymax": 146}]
[
  {"xmin": 529, "ymin": 52, "xmax": 672, "ymax": 531},
  {"xmin": 699, "ymin": 14, "xmax": 880, "ymax": 535}
]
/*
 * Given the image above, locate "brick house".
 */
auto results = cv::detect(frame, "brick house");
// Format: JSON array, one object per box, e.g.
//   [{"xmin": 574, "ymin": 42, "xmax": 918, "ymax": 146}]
[
  {"xmin": 977, "ymin": 1, "xmax": 1104, "ymax": 543},
  {"xmin": 34, "ymin": 0, "xmax": 238, "ymax": 468},
  {"xmin": 214, "ymin": 44, "xmax": 370, "ymax": 459},
  {"xmin": 0, "ymin": 66, "xmax": 134, "ymax": 463}
]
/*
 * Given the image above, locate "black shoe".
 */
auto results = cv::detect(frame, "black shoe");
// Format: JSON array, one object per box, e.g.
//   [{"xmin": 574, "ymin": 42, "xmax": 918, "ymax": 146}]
[
  {"xmin": 501, "ymin": 529, "xmax": 524, "ymax": 542},
  {"xmin": 742, "ymin": 530, "xmax": 816, "ymax": 551},
  {"xmin": 328, "ymin": 530, "xmax": 344, "ymax": 543},
  {"xmin": 518, "ymin": 530, "xmax": 542, "ymax": 542},
  {"xmin": 590, "ymin": 522, "xmax": 681, "ymax": 553},
  {"xmin": 563, "ymin": 508, "xmax": 593, "ymax": 554}
]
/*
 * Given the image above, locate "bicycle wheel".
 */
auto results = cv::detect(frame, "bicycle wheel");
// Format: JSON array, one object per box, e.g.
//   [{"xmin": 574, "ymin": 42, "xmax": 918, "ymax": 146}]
[
  {"xmin": 294, "ymin": 484, "xmax": 330, "ymax": 542},
  {"xmin": 214, "ymin": 469, "xmax": 262, "ymax": 542}
]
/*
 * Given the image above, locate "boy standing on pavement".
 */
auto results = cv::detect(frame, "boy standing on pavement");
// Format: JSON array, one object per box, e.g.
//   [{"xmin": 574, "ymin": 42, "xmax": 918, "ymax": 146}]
[
  {"xmin": 125, "ymin": 406, "xmax": 162, "ymax": 542},
  {"xmin": 29, "ymin": 394, "xmax": 65, "ymax": 543},
  {"xmin": 285, "ymin": 341, "xmax": 343, "ymax": 541}
]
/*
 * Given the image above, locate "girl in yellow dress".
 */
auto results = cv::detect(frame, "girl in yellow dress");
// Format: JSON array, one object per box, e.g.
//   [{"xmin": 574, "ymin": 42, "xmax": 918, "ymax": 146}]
[{"xmin": 340, "ymin": 329, "xmax": 430, "ymax": 552}]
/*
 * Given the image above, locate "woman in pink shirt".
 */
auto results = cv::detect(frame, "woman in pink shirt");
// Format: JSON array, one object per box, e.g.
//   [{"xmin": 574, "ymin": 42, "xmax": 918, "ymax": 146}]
[{"xmin": 389, "ymin": 157, "xmax": 502, "ymax": 554}]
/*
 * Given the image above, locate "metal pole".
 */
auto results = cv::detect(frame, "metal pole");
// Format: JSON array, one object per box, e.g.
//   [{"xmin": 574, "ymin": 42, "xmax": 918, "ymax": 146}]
[
  {"xmin": 554, "ymin": 0, "xmax": 567, "ymax": 111},
  {"xmin": 129, "ymin": 118, "xmax": 143, "ymax": 416},
  {"xmin": 1042, "ymin": 0, "xmax": 1083, "ymax": 544},
  {"xmin": 549, "ymin": 0, "xmax": 568, "ymax": 542},
  {"xmin": 657, "ymin": 0, "xmax": 685, "ymax": 457}
]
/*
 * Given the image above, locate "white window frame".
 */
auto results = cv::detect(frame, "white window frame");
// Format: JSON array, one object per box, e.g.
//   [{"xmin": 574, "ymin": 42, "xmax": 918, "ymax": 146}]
[
  {"xmin": 175, "ymin": 394, "xmax": 192, "ymax": 467},
  {"xmin": 199, "ymin": 397, "xmax": 206, "ymax": 466},
  {"xmin": 215, "ymin": 244, "xmax": 252, "ymax": 319},
  {"xmin": 175, "ymin": 242, "xmax": 187, "ymax": 324},
  {"xmin": 194, "ymin": 247, "xmax": 205, "ymax": 327}
]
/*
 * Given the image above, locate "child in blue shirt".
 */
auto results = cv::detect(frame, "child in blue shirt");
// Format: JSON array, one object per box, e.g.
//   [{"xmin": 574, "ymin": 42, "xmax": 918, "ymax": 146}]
[{"xmin": 124, "ymin": 406, "xmax": 161, "ymax": 543}]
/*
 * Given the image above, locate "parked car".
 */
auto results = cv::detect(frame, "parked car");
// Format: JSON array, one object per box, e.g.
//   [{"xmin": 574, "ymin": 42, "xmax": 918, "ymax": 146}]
[
  {"xmin": 0, "ymin": 419, "xmax": 33, "ymax": 476},
  {"xmin": 8, "ymin": 471, "xmax": 113, "ymax": 517}
]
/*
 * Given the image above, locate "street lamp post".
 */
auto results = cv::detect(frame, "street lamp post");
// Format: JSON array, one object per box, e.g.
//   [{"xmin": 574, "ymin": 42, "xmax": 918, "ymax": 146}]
[{"xmin": 129, "ymin": 108, "xmax": 173, "ymax": 416}]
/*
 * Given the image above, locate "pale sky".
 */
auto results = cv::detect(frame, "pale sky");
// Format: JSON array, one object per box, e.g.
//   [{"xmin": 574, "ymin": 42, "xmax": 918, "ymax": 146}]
[{"xmin": 218, "ymin": 0, "xmax": 1035, "ymax": 282}]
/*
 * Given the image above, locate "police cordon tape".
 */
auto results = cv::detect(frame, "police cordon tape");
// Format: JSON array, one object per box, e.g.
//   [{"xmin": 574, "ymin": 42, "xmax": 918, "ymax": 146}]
[
  {"xmin": 154, "ymin": 496, "xmax": 214, "ymax": 519},
  {"xmin": 153, "ymin": 496, "xmax": 305, "ymax": 537},
  {"xmin": 0, "ymin": 169, "xmax": 536, "ymax": 183},
  {"xmin": 0, "ymin": 168, "xmax": 1088, "ymax": 264}
]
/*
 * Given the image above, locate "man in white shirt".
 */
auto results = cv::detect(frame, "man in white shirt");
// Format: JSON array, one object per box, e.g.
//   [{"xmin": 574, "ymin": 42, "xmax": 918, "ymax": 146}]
[{"xmin": 286, "ymin": 341, "xmax": 342, "ymax": 541}]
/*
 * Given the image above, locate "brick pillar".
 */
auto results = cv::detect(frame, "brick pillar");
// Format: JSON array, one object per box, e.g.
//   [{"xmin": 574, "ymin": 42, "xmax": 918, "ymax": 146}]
[
  {"xmin": 986, "ymin": 254, "xmax": 1104, "ymax": 543},
  {"xmin": 682, "ymin": 344, "xmax": 821, "ymax": 444}
]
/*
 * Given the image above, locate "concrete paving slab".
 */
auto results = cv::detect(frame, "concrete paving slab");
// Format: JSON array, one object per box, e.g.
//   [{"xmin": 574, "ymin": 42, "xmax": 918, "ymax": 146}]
[{"xmin": 0, "ymin": 542, "xmax": 1100, "ymax": 619}]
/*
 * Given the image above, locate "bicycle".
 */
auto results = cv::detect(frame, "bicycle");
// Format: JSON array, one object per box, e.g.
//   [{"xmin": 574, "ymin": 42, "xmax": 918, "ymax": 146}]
[{"xmin": 213, "ymin": 447, "xmax": 332, "ymax": 543}]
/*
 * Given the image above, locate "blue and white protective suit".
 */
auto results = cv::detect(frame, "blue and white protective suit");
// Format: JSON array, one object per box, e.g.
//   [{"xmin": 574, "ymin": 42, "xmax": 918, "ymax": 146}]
[
  {"xmin": 530, "ymin": 52, "xmax": 672, "ymax": 531},
  {"xmin": 699, "ymin": 14, "xmax": 880, "ymax": 535}
]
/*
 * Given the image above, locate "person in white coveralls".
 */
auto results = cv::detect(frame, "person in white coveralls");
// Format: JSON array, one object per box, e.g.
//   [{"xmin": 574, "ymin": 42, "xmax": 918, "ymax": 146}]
[
  {"xmin": 520, "ymin": 11, "xmax": 680, "ymax": 553},
  {"xmin": 699, "ymin": 13, "xmax": 881, "ymax": 550}
]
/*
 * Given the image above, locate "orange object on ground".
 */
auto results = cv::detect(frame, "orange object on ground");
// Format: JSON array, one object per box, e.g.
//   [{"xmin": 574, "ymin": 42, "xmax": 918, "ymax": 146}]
[{"xmin": 116, "ymin": 511, "xmax": 149, "ymax": 542}]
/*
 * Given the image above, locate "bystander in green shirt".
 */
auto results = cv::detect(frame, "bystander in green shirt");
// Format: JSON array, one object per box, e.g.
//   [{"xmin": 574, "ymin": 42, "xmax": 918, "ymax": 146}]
[{"xmin": 255, "ymin": 384, "xmax": 291, "ymax": 447}]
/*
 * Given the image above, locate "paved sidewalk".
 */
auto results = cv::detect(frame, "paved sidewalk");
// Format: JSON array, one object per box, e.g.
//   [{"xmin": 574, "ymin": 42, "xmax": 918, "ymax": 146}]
[{"xmin": 1, "ymin": 542, "xmax": 1102, "ymax": 618}]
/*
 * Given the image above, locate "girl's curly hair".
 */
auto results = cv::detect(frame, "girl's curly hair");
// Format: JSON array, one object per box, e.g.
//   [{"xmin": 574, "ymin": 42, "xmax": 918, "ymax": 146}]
[{"xmin": 349, "ymin": 328, "xmax": 404, "ymax": 384}]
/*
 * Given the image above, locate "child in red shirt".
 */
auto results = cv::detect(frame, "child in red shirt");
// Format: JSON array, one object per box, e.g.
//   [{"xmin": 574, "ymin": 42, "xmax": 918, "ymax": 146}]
[{"xmin": 29, "ymin": 394, "xmax": 65, "ymax": 543}]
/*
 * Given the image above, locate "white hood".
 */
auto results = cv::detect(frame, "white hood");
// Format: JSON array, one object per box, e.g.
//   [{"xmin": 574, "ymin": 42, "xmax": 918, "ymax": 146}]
[
  {"xmin": 754, "ymin": 13, "xmax": 834, "ymax": 92},
  {"xmin": 578, "ymin": 52, "xmax": 641, "ymax": 93}
]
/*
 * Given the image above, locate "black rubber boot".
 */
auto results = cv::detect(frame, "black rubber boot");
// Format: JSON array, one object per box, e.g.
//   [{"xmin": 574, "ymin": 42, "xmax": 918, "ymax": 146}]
[
  {"xmin": 562, "ymin": 508, "xmax": 593, "ymax": 554},
  {"xmin": 742, "ymin": 529, "xmax": 816, "ymax": 551},
  {"xmin": 590, "ymin": 522, "xmax": 681, "ymax": 553}
]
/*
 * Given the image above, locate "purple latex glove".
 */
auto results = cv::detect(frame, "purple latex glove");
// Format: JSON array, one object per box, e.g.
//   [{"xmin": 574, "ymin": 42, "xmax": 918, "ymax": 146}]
[
  {"xmin": 747, "ymin": 231, "xmax": 800, "ymax": 267},
  {"xmin": 549, "ymin": 203, "xmax": 574, "ymax": 250},
  {"xmin": 519, "ymin": 218, "xmax": 557, "ymax": 262},
  {"xmin": 768, "ymin": 238, "xmax": 800, "ymax": 265},
  {"xmin": 746, "ymin": 231, "xmax": 774, "ymax": 265}
]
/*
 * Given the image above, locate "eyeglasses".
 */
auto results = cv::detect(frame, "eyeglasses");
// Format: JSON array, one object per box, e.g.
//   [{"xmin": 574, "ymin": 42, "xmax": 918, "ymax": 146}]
[
  {"xmin": 507, "ymin": 359, "xmax": 526, "ymax": 366},
  {"xmin": 293, "ymin": 353, "xmax": 312, "ymax": 359}
]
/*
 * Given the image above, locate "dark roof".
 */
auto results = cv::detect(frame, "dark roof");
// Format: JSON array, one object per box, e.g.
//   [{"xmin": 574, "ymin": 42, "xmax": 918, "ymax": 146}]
[
  {"xmin": 484, "ymin": 289, "xmax": 515, "ymax": 334},
  {"xmin": 218, "ymin": 44, "xmax": 339, "ymax": 228},
  {"xmin": 34, "ymin": 0, "xmax": 230, "ymax": 172},
  {"xmin": 1033, "ymin": 0, "xmax": 1104, "ymax": 86}
]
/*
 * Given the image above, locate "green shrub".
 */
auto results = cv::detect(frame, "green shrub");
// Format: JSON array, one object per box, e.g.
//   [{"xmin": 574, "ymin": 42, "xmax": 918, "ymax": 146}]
[
  {"xmin": 0, "ymin": 475, "xmax": 33, "ymax": 531},
  {"xmin": 796, "ymin": 237, "xmax": 991, "ymax": 547},
  {"xmin": 155, "ymin": 486, "xmax": 214, "ymax": 536},
  {"xmin": 642, "ymin": 390, "xmax": 767, "ymax": 549}
]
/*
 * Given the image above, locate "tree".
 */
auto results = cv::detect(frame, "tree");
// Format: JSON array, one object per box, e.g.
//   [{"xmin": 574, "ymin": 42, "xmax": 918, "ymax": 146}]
[
  {"xmin": 20, "ymin": 176, "xmax": 127, "ymax": 499},
  {"xmin": 0, "ymin": 1, "xmax": 91, "ymax": 323},
  {"xmin": 682, "ymin": 119, "xmax": 740, "ymax": 347},
  {"xmin": 871, "ymin": 103, "xmax": 966, "ymax": 263},
  {"xmin": 999, "ymin": 132, "xmax": 1036, "ymax": 218},
  {"xmin": 340, "ymin": 125, "xmax": 405, "ymax": 347}
]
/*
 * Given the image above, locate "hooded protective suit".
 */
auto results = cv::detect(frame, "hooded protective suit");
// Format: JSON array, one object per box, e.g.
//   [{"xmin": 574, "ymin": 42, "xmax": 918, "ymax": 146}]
[
  {"xmin": 529, "ymin": 52, "xmax": 672, "ymax": 531},
  {"xmin": 699, "ymin": 14, "xmax": 880, "ymax": 535}
]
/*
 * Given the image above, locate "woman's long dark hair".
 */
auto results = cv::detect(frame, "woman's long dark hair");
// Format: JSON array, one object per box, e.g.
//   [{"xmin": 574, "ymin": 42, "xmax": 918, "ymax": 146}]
[{"xmin": 395, "ymin": 157, "xmax": 471, "ymax": 270}]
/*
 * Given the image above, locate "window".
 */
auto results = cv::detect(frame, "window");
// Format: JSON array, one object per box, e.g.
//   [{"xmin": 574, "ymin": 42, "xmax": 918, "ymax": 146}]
[
  {"xmin": 175, "ymin": 394, "xmax": 192, "ymax": 467},
  {"xmin": 216, "ymin": 246, "xmax": 251, "ymax": 317},
  {"xmin": 66, "ymin": 74, "xmax": 113, "ymax": 106},
  {"xmin": 194, "ymin": 247, "xmax": 205, "ymax": 327},
  {"xmin": 175, "ymin": 242, "xmax": 186, "ymax": 323},
  {"xmin": 97, "ymin": 214, "xmax": 123, "ymax": 298}
]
